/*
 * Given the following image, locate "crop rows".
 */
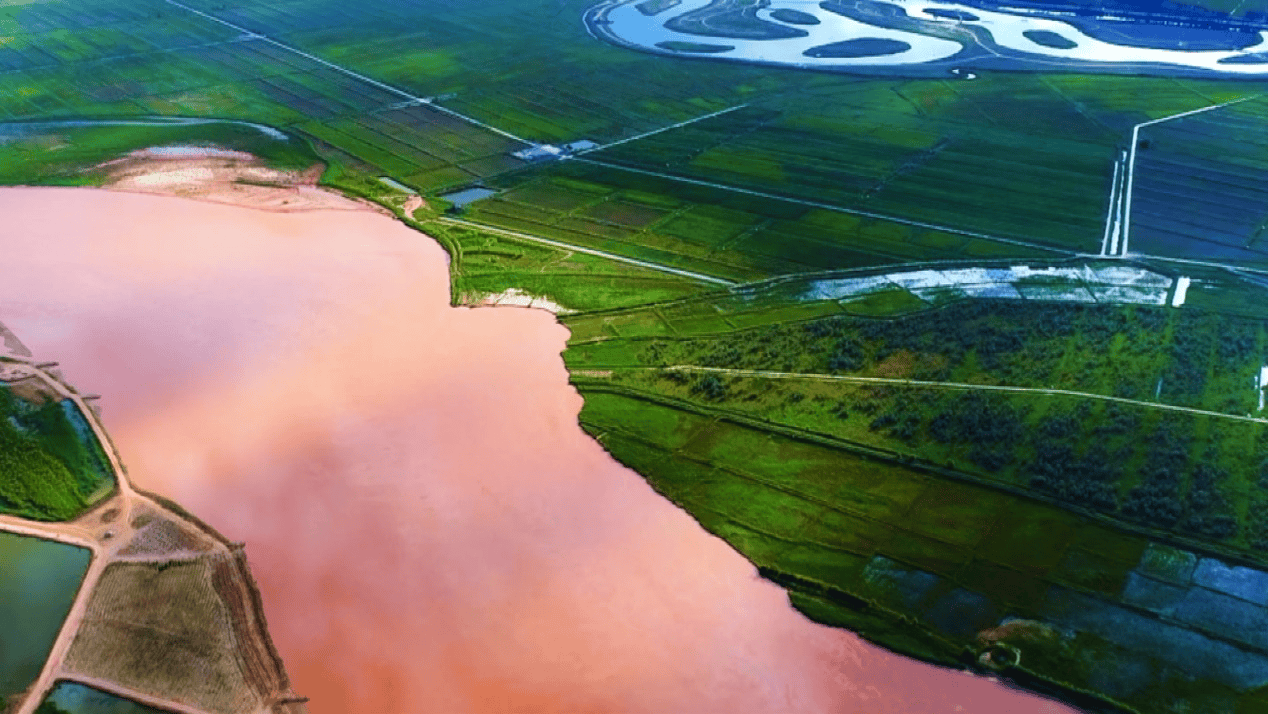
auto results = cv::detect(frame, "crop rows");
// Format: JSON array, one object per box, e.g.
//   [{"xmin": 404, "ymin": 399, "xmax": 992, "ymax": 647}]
[{"xmin": 1130, "ymin": 103, "xmax": 1268, "ymax": 266}]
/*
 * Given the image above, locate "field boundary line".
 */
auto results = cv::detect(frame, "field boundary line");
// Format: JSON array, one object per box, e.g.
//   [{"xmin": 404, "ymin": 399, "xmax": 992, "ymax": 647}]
[
  {"xmin": 647, "ymin": 365, "xmax": 1268, "ymax": 425},
  {"xmin": 571, "ymin": 157, "xmax": 1075, "ymax": 256},
  {"xmin": 1140, "ymin": 253, "xmax": 1268, "ymax": 277},
  {"xmin": 579, "ymin": 103, "xmax": 749, "ymax": 154},
  {"xmin": 162, "ymin": 0, "xmax": 530, "ymax": 144},
  {"xmin": 0, "ymin": 36, "xmax": 254, "ymax": 79},
  {"xmin": 1101, "ymin": 150, "xmax": 1126, "ymax": 256},
  {"xmin": 433, "ymin": 217, "xmax": 736, "ymax": 286}
]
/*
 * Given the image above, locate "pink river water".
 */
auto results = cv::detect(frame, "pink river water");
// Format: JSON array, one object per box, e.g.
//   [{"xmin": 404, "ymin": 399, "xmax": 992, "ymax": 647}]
[{"xmin": 0, "ymin": 188, "xmax": 1075, "ymax": 714}]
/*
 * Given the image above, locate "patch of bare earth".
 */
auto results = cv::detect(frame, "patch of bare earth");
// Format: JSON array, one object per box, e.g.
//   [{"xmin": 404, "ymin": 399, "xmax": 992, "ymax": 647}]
[
  {"xmin": 873, "ymin": 349, "xmax": 917, "ymax": 378},
  {"xmin": 115, "ymin": 506, "xmax": 216, "ymax": 561},
  {"xmin": 872, "ymin": 350, "xmax": 947, "ymax": 379},
  {"xmin": 97, "ymin": 149, "xmax": 384, "ymax": 215},
  {"xmin": 62, "ymin": 557, "xmax": 259, "ymax": 714},
  {"xmin": 60, "ymin": 540, "xmax": 303, "ymax": 714}
]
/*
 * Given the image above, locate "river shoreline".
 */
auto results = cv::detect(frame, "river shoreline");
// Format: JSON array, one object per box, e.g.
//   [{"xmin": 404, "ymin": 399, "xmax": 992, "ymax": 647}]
[{"xmin": 0, "ymin": 184, "xmax": 1074, "ymax": 713}]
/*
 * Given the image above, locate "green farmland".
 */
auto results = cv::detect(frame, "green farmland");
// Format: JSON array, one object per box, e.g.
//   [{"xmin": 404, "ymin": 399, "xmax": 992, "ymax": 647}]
[{"xmin": 7, "ymin": 0, "xmax": 1268, "ymax": 711}]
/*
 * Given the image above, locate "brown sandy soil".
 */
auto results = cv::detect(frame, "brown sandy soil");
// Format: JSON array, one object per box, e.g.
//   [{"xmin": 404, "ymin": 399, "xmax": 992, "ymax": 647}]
[
  {"xmin": 874, "ymin": 349, "xmax": 917, "ymax": 378},
  {"xmin": 97, "ymin": 149, "xmax": 383, "ymax": 215},
  {"xmin": 402, "ymin": 195, "xmax": 426, "ymax": 218},
  {"xmin": 478, "ymin": 288, "xmax": 572, "ymax": 314},
  {"xmin": 0, "ymin": 187, "xmax": 1075, "ymax": 714}
]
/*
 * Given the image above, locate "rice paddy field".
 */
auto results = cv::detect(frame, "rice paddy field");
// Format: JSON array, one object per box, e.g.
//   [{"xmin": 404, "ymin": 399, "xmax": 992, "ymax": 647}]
[
  {"xmin": 574, "ymin": 388, "xmax": 1268, "ymax": 714},
  {"xmin": 1128, "ymin": 99, "xmax": 1268, "ymax": 266},
  {"xmin": 2, "ymin": 0, "xmax": 1267, "ymax": 281},
  {"xmin": 562, "ymin": 265, "xmax": 1268, "ymax": 713},
  {"xmin": 563, "ymin": 268, "xmax": 1268, "ymax": 554},
  {"xmin": 7, "ymin": 0, "xmax": 1268, "ymax": 711}
]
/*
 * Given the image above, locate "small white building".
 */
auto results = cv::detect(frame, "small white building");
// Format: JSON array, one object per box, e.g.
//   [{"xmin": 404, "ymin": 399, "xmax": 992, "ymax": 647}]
[
  {"xmin": 511, "ymin": 144, "xmax": 564, "ymax": 162},
  {"xmin": 563, "ymin": 140, "xmax": 599, "ymax": 153}
]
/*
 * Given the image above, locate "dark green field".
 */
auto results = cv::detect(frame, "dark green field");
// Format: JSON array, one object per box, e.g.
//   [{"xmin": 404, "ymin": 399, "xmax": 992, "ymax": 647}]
[{"xmin": 0, "ymin": 380, "xmax": 116, "ymax": 522}]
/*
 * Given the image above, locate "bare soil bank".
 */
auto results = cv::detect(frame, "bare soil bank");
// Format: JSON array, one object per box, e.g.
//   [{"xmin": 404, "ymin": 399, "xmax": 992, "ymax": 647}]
[{"xmin": 0, "ymin": 187, "xmax": 1074, "ymax": 714}]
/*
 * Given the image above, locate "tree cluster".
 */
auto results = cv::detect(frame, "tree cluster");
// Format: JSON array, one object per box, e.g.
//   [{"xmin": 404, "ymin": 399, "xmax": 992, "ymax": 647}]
[
  {"xmin": 868, "ymin": 410, "xmax": 920, "ymax": 443},
  {"xmin": 692, "ymin": 374, "xmax": 728, "ymax": 401},
  {"xmin": 828, "ymin": 337, "xmax": 865, "ymax": 372},
  {"xmin": 1028, "ymin": 443, "xmax": 1120, "ymax": 511},
  {"xmin": 1178, "ymin": 458, "xmax": 1238, "ymax": 540},
  {"xmin": 1158, "ymin": 312, "xmax": 1215, "ymax": 403},
  {"xmin": 928, "ymin": 393, "xmax": 1022, "ymax": 472},
  {"xmin": 1120, "ymin": 420, "xmax": 1190, "ymax": 528}
]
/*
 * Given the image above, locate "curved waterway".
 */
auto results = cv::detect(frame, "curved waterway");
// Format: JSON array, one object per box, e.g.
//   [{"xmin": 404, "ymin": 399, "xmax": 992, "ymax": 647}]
[
  {"xmin": 0, "ymin": 187, "xmax": 1075, "ymax": 714},
  {"xmin": 595, "ymin": 0, "xmax": 1268, "ymax": 75}
]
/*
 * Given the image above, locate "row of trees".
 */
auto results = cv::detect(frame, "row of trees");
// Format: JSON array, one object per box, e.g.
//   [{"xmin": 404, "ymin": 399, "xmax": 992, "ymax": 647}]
[{"xmin": 926, "ymin": 393, "xmax": 1022, "ymax": 472}]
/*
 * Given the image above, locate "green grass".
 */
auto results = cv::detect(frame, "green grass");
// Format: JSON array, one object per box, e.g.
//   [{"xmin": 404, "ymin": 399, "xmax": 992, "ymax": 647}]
[
  {"xmin": 436, "ymin": 219, "xmax": 708, "ymax": 311},
  {"xmin": 0, "ymin": 383, "xmax": 116, "ymax": 522}
]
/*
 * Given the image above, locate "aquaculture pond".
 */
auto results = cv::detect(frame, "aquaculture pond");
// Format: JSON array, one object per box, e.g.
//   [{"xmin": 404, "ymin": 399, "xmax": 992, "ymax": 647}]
[
  {"xmin": 36, "ymin": 681, "xmax": 169, "ymax": 714},
  {"xmin": 0, "ymin": 533, "xmax": 91, "ymax": 706}
]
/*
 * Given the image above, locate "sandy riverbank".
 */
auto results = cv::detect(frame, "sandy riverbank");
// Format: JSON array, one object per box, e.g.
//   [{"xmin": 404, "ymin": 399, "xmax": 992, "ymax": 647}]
[{"xmin": 96, "ymin": 147, "xmax": 384, "ymax": 214}]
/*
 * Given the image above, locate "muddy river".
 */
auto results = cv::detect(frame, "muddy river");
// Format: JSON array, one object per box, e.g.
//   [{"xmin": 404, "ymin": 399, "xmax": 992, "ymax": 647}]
[{"xmin": 0, "ymin": 187, "xmax": 1074, "ymax": 713}]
